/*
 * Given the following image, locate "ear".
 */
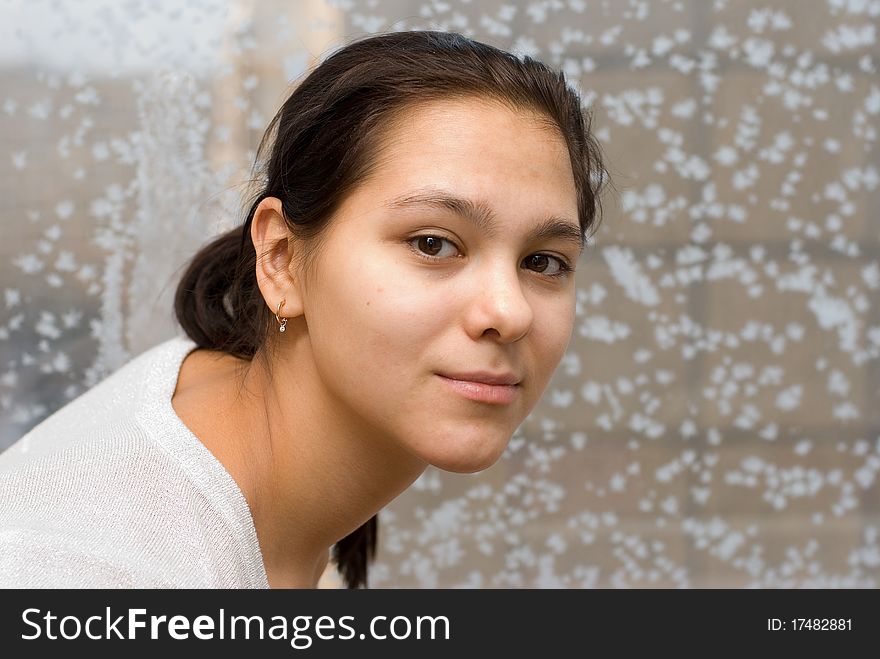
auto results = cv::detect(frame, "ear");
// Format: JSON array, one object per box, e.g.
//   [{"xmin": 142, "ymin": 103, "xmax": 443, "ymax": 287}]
[{"xmin": 251, "ymin": 197, "xmax": 304, "ymax": 319}]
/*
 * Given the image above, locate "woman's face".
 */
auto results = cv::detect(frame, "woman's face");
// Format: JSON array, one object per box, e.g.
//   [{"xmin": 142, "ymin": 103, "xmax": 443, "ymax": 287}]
[{"xmin": 299, "ymin": 97, "xmax": 581, "ymax": 473}]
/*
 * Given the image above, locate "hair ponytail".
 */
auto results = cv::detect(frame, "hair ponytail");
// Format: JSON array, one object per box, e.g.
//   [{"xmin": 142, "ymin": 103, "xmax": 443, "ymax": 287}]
[
  {"xmin": 332, "ymin": 516, "xmax": 378, "ymax": 589},
  {"xmin": 174, "ymin": 227, "xmax": 255, "ymax": 358}
]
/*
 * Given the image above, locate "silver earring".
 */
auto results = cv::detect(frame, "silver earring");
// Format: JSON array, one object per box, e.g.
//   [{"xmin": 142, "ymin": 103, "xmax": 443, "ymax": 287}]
[{"xmin": 275, "ymin": 299, "xmax": 288, "ymax": 333}]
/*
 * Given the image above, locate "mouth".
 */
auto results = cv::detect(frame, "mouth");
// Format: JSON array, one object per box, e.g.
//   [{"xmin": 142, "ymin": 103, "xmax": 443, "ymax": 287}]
[{"xmin": 435, "ymin": 374, "xmax": 520, "ymax": 405}]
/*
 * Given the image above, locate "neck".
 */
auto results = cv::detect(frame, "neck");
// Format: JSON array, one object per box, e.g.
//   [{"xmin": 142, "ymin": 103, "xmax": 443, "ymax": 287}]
[{"xmin": 188, "ymin": 327, "xmax": 427, "ymax": 588}]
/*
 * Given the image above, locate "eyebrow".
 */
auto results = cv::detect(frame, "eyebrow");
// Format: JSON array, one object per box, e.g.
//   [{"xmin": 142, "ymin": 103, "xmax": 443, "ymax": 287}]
[{"xmin": 383, "ymin": 187, "xmax": 585, "ymax": 254}]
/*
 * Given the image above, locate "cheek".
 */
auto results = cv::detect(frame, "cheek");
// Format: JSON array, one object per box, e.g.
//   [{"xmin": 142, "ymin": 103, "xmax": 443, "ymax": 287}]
[
  {"xmin": 307, "ymin": 251, "xmax": 442, "ymax": 382},
  {"xmin": 530, "ymin": 296, "xmax": 576, "ymax": 376}
]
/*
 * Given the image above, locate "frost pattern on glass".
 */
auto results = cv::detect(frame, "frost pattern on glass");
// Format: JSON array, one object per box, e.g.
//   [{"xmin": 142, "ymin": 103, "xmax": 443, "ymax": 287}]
[{"xmin": 2, "ymin": 0, "xmax": 878, "ymax": 587}]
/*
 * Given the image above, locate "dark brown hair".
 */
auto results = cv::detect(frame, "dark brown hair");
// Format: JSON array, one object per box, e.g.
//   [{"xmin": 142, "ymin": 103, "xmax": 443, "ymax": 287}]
[{"xmin": 174, "ymin": 29, "xmax": 606, "ymax": 588}]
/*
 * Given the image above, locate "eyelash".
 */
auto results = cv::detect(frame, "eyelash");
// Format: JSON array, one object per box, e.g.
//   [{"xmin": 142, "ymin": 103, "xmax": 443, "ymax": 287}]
[{"xmin": 405, "ymin": 234, "xmax": 574, "ymax": 279}]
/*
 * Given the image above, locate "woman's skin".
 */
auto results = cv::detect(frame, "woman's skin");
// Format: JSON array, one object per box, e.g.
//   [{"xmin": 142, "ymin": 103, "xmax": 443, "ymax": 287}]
[{"xmin": 171, "ymin": 96, "xmax": 582, "ymax": 588}]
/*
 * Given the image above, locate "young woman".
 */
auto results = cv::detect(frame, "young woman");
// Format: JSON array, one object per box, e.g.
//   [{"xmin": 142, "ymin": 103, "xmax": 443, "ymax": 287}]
[{"xmin": 0, "ymin": 30, "xmax": 605, "ymax": 588}]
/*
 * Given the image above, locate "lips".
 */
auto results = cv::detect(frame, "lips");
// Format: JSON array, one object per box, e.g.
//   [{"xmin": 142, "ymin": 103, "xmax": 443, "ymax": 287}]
[
  {"xmin": 437, "ymin": 371, "xmax": 522, "ymax": 386},
  {"xmin": 436, "ymin": 373, "xmax": 521, "ymax": 405}
]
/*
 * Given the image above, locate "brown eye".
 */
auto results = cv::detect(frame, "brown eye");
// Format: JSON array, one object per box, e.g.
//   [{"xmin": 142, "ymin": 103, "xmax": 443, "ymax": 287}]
[
  {"xmin": 527, "ymin": 254, "xmax": 550, "ymax": 272},
  {"xmin": 408, "ymin": 235, "xmax": 459, "ymax": 259},
  {"xmin": 417, "ymin": 235, "xmax": 444, "ymax": 256},
  {"xmin": 523, "ymin": 253, "xmax": 570, "ymax": 278}
]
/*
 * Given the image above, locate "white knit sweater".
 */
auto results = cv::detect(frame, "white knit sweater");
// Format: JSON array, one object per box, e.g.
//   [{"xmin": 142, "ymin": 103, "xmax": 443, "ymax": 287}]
[{"xmin": 0, "ymin": 335, "xmax": 270, "ymax": 588}]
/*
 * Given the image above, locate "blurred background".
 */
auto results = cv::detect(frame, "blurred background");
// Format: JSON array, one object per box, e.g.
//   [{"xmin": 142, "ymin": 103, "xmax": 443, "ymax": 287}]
[{"xmin": 1, "ymin": 0, "xmax": 878, "ymax": 587}]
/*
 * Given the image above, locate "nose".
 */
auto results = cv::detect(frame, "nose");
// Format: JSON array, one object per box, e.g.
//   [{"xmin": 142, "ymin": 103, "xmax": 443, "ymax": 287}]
[{"xmin": 462, "ymin": 260, "xmax": 534, "ymax": 343}]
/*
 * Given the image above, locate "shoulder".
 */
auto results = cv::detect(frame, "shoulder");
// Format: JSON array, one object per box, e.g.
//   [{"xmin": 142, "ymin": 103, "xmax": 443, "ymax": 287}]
[
  {"xmin": 0, "ymin": 443, "xmax": 264, "ymax": 588},
  {"xmin": 0, "ymin": 527, "xmax": 161, "ymax": 588},
  {"xmin": 0, "ymin": 337, "xmax": 265, "ymax": 588},
  {"xmin": 0, "ymin": 335, "xmax": 196, "ymax": 466}
]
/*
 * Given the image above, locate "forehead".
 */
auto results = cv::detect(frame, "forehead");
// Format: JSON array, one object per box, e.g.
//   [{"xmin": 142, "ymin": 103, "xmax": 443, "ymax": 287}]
[
  {"xmin": 352, "ymin": 97, "xmax": 579, "ymax": 225},
  {"xmin": 377, "ymin": 96, "xmax": 568, "ymax": 167}
]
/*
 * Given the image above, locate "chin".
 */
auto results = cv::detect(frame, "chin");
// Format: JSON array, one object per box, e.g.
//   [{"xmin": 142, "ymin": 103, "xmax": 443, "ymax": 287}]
[
  {"xmin": 440, "ymin": 460, "xmax": 500, "ymax": 475},
  {"xmin": 427, "ymin": 443, "xmax": 507, "ymax": 474},
  {"xmin": 404, "ymin": 420, "xmax": 514, "ymax": 474}
]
